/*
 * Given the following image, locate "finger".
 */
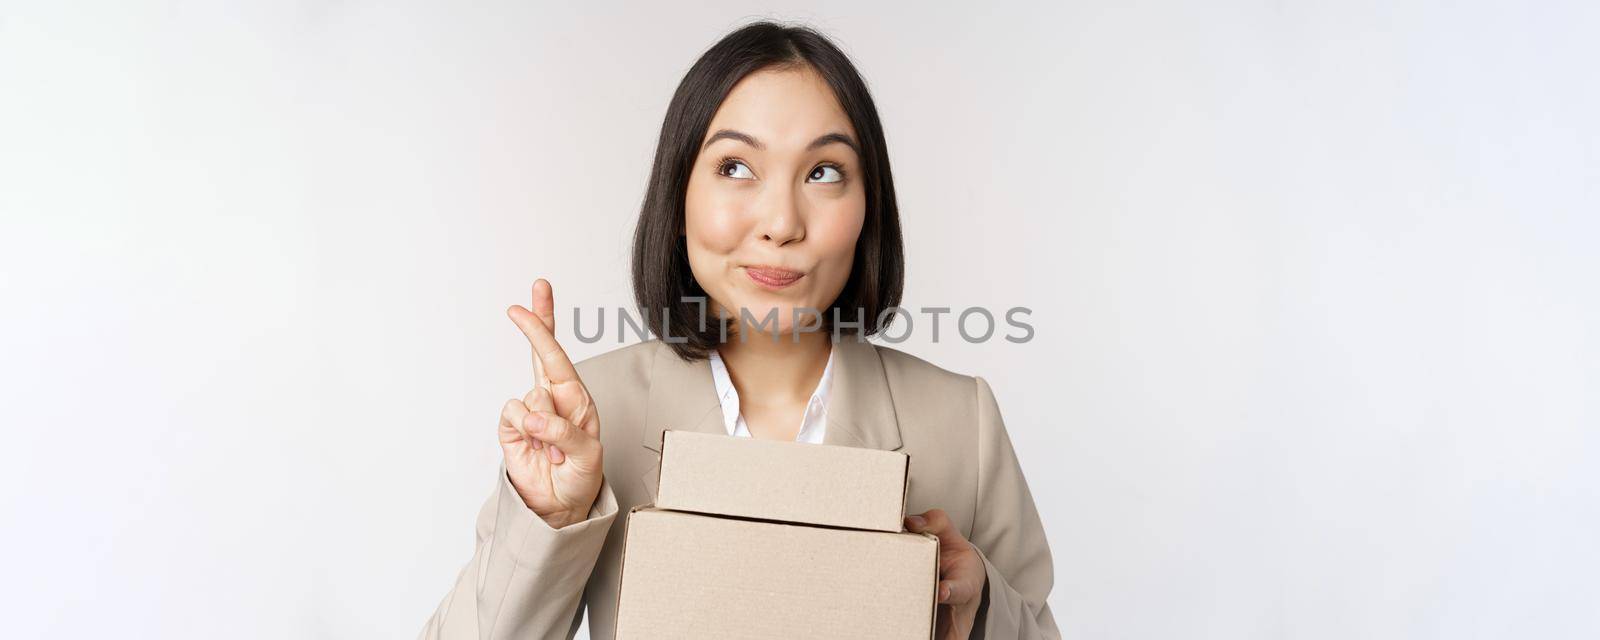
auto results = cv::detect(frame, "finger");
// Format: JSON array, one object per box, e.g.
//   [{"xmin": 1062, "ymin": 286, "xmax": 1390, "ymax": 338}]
[
  {"xmin": 546, "ymin": 443, "xmax": 565, "ymax": 464},
  {"xmin": 542, "ymin": 375, "xmax": 597, "ymax": 428},
  {"xmin": 522, "ymin": 387, "xmax": 554, "ymax": 449},
  {"xmin": 532, "ymin": 279, "xmax": 556, "ymax": 336},
  {"xmin": 530, "ymin": 280, "xmax": 555, "ymax": 391},
  {"xmin": 500, "ymin": 398, "xmax": 530, "ymax": 433},
  {"xmin": 500, "ymin": 398, "xmax": 536, "ymax": 448},
  {"xmin": 937, "ymin": 579, "xmax": 975, "ymax": 604},
  {"xmin": 523, "ymin": 410, "xmax": 600, "ymax": 465},
  {"xmin": 525, "ymin": 385, "xmax": 555, "ymax": 414},
  {"xmin": 511, "ymin": 304, "xmax": 551, "ymax": 391},
  {"xmin": 566, "ymin": 387, "xmax": 595, "ymax": 434},
  {"xmin": 507, "ymin": 304, "xmax": 580, "ymax": 386},
  {"xmin": 905, "ymin": 509, "xmax": 966, "ymax": 547},
  {"xmin": 533, "ymin": 341, "xmax": 549, "ymax": 393}
]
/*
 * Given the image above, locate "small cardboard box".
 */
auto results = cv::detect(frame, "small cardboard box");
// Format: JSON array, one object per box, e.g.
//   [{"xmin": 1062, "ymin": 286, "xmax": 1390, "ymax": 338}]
[
  {"xmin": 654, "ymin": 430, "xmax": 910, "ymax": 532},
  {"xmin": 614, "ymin": 507, "xmax": 938, "ymax": 639}
]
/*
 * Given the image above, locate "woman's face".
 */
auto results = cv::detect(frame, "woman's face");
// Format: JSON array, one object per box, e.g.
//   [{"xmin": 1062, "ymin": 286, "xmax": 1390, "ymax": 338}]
[{"xmin": 684, "ymin": 65, "xmax": 867, "ymax": 337}]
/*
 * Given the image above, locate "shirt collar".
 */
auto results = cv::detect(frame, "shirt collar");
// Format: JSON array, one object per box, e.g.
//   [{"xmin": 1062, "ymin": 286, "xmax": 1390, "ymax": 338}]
[
  {"xmin": 708, "ymin": 346, "xmax": 836, "ymax": 440},
  {"xmin": 707, "ymin": 349, "xmax": 741, "ymax": 436}
]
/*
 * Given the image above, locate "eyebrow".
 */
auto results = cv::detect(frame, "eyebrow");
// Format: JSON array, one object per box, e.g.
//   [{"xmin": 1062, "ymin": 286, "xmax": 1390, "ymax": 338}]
[{"xmin": 702, "ymin": 129, "xmax": 861, "ymax": 157}]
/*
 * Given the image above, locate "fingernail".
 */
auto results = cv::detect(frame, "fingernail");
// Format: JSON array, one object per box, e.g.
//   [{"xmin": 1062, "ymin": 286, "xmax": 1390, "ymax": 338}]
[
  {"xmin": 940, "ymin": 584, "xmax": 950, "ymax": 601},
  {"xmin": 527, "ymin": 413, "xmax": 546, "ymax": 433},
  {"xmin": 905, "ymin": 515, "xmax": 926, "ymax": 530}
]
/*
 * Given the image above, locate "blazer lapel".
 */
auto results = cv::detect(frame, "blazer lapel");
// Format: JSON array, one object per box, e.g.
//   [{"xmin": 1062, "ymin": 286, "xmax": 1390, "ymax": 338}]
[
  {"xmin": 638, "ymin": 342, "xmax": 725, "ymax": 499},
  {"xmin": 820, "ymin": 337, "xmax": 904, "ymax": 452}
]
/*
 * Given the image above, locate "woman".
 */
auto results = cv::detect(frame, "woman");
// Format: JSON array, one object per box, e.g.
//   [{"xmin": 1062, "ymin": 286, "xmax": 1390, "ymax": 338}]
[{"xmin": 420, "ymin": 22, "xmax": 1059, "ymax": 639}]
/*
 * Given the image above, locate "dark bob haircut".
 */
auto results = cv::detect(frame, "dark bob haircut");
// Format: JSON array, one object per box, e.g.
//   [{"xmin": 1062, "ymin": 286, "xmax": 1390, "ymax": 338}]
[{"xmin": 630, "ymin": 21, "xmax": 905, "ymax": 361}]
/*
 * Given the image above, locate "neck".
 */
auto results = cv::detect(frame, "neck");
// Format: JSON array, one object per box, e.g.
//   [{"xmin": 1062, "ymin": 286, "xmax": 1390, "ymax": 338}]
[{"xmin": 716, "ymin": 327, "xmax": 833, "ymax": 407}]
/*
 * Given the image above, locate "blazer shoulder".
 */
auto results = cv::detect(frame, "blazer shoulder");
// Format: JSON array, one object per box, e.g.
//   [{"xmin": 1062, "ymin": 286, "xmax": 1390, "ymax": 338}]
[
  {"xmin": 573, "ymin": 340, "xmax": 659, "ymax": 396},
  {"xmin": 871, "ymin": 342, "xmax": 979, "ymax": 398}
]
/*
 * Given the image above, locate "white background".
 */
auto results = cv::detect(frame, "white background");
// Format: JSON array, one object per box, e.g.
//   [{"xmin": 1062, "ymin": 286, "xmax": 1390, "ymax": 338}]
[{"xmin": 2, "ymin": 1, "xmax": 1597, "ymax": 638}]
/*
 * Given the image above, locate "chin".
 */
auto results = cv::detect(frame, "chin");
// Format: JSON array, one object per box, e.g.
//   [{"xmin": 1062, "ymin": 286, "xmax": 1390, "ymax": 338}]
[{"xmin": 726, "ymin": 300, "xmax": 820, "ymax": 334}]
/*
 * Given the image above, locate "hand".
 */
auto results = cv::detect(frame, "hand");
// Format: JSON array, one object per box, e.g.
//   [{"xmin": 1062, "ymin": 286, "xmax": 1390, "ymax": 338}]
[
  {"xmin": 499, "ymin": 279, "xmax": 605, "ymax": 529},
  {"xmin": 906, "ymin": 509, "xmax": 988, "ymax": 639}
]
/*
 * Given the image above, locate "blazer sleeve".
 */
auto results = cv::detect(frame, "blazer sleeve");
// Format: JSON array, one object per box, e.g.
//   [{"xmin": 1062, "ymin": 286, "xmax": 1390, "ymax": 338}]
[
  {"xmin": 968, "ymin": 376, "xmax": 1062, "ymax": 639},
  {"xmin": 417, "ymin": 465, "xmax": 619, "ymax": 640}
]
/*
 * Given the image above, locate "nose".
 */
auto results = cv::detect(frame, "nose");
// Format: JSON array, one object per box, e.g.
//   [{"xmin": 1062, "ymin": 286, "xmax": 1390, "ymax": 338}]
[{"xmin": 755, "ymin": 182, "xmax": 805, "ymax": 246}]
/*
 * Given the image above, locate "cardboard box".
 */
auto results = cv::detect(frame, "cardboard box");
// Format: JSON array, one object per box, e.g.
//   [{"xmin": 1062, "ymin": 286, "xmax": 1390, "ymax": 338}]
[
  {"xmin": 614, "ymin": 431, "xmax": 939, "ymax": 639},
  {"xmin": 654, "ymin": 430, "xmax": 910, "ymax": 532},
  {"xmin": 614, "ymin": 507, "xmax": 938, "ymax": 639}
]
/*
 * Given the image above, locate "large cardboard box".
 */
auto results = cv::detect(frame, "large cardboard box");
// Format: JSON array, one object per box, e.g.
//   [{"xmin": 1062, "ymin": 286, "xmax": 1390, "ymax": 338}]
[
  {"xmin": 654, "ymin": 429, "xmax": 911, "ymax": 532},
  {"xmin": 614, "ymin": 431, "xmax": 938, "ymax": 640},
  {"xmin": 614, "ymin": 508, "xmax": 937, "ymax": 639}
]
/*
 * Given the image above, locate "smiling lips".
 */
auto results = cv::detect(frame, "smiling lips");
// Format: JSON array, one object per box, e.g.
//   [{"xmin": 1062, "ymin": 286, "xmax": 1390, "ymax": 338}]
[{"xmin": 744, "ymin": 265, "xmax": 805, "ymax": 289}]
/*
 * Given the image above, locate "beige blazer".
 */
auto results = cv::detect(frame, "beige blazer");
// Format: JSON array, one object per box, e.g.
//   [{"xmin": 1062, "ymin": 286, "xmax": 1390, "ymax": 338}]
[{"xmin": 418, "ymin": 338, "xmax": 1061, "ymax": 639}]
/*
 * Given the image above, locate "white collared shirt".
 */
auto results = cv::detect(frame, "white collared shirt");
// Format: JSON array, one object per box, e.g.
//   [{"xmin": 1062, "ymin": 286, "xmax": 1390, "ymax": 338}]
[{"xmin": 707, "ymin": 347, "xmax": 835, "ymax": 444}]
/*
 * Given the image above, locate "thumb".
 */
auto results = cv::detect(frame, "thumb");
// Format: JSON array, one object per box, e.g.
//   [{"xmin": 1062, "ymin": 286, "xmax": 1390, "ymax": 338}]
[
  {"xmin": 524, "ymin": 387, "xmax": 563, "ymax": 459},
  {"xmin": 525, "ymin": 409, "xmax": 600, "ymax": 467},
  {"xmin": 938, "ymin": 579, "xmax": 973, "ymax": 605}
]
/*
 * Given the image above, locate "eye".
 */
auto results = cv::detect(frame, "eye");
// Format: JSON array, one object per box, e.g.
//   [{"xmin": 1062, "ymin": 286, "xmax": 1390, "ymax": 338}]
[
  {"xmin": 717, "ymin": 159, "xmax": 755, "ymax": 180},
  {"xmin": 807, "ymin": 164, "xmax": 844, "ymax": 184}
]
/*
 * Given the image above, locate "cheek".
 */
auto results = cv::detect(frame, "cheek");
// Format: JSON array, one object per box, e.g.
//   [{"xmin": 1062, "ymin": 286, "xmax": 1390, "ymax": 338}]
[
  {"xmin": 684, "ymin": 175, "xmax": 749, "ymax": 256},
  {"xmin": 683, "ymin": 174, "xmax": 752, "ymax": 308},
  {"xmin": 810, "ymin": 196, "xmax": 867, "ymax": 274}
]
